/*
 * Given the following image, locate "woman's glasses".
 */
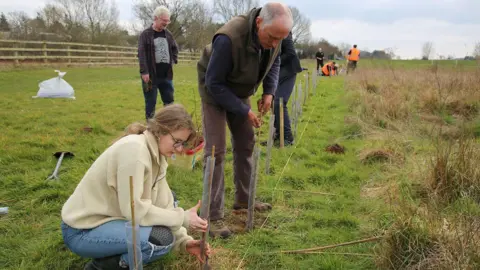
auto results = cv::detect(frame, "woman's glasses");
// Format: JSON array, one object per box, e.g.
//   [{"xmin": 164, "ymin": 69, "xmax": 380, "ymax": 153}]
[{"xmin": 169, "ymin": 132, "xmax": 188, "ymax": 149}]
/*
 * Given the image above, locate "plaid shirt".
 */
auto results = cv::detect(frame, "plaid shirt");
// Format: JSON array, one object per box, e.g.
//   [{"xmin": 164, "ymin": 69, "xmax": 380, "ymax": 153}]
[{"xmin": 137, "ymin": 25, "xmax": 178, "ymax": 80}]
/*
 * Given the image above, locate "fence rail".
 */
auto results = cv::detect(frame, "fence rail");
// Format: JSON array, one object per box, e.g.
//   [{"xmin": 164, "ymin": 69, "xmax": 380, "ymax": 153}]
[{"xmin": 0, "ymin": 39, "xmax": 201, "ymax": 66}]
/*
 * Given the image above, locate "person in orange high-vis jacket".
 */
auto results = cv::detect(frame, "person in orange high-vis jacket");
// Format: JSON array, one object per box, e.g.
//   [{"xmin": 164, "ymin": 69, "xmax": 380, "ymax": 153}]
[
  {"xmin": 321, "ymin": 61, "xmax": 336, "ymax": 76},
  {"xmin": 347, "ymin": 44, "xmax": 360, "ymax": 74}
]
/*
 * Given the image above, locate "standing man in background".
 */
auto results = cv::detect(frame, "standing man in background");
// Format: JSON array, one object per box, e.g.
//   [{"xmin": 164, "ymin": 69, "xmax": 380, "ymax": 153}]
[
  {"xmin": 197, "ymin": 2, "xmax": 293, "ymax": 239},
  {"xmin": 315, "ymin": 48, "xmax": 324, "ymax": 75},
  {"xmin": 347, "ymin": 44, "xmax": 360, "ymax": 74},
  {"xmin": 138, "ymin": 6, "xmax": 179, "ymax": 120}
]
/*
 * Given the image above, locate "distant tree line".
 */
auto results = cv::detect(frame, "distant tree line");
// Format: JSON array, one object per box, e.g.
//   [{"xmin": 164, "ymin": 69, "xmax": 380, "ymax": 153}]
[{"xmin": 0, "ymin": 0, "xmax": 358, "ymax": 59}]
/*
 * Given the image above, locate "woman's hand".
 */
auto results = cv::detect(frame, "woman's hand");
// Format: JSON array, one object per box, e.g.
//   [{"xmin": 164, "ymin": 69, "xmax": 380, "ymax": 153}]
[
  {"xmin": 186, "ymin": 239, "xmax": 211, "ymax": 263},
  {"xmin": 187, "ymin": 200, "xmax": 208, "ymax": 232}
]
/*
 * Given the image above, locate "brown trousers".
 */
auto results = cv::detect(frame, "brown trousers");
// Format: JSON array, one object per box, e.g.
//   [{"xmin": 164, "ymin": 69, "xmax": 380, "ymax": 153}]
[{"xmin": 201, "ymin": 100, "xmax": 254, "ymax": 221}]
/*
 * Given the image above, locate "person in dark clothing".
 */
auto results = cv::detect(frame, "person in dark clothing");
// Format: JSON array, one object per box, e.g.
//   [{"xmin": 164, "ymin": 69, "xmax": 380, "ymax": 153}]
[
  {"xmin": 271, "ymin": 31, "xmax": 302, "ymax": 146},
  {"xmin": 315, "ymin": 48, "xmax": 324, "ymax": 74},
  {"xmin": 197, "ymin": 3, "xmax": 293, "ymax": 239},
  {"xmin": 138, "ymin": 6, "xmax": 179, "ymax": 120}
]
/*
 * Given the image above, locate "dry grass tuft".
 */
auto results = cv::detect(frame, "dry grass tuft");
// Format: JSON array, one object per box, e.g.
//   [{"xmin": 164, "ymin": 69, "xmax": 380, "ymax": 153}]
[
  {"xmin": 427, "ymin": 137, "xmax": 480, "ymax": 204},
  {"xmin": 359, "ymin": 148, "xmax": 396, "ymax": 164},
  {"xmin": 376, "ymin": 213, "xmax": 480, "ymax": 270}
]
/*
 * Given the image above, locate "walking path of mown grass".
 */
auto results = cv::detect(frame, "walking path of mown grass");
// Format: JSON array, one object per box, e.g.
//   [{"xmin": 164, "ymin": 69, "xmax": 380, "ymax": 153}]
[
  {"xmin": 0, "ymin": 65, "xmax": 387, "ymax": 269},
  {"xmin": 205, "ymin": 73, "xmax": 387, "ymax": 270}
]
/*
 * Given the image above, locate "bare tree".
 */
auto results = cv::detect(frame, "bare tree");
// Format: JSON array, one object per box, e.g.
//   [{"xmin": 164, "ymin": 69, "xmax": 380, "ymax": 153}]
[
  {"xmin": 37, "ymin": 5, "xmax": 64, "ymax": 29},
  {"xmin": 81, "ymin": 0, "xmax": 119, "ymax": 43},
  {"xmin": 0, "ymin": 13, "xmax": 10, "ymax": 32},
  {"xmin": 7, "ymin": 12, "xmax": 31, "ymax": 39},
  {"xmin": 337, "ymin": 42, "xmax": 351, "ymax": 57},
  {"xmin": 290, "ymin": 6, "xmax": 311, "ymax": 44},
  {"xmin": 422, "ymin": 41, "xmax": 434, "ymax": 60},
  {"xmin": 182, "ymin": 1, "xmax": 218, "ymax": 51},
  {"xmin": 473, "ymin": 42, "xmax": 480, "ymax": 58},
  {"xmin": 133, "ymin": 0, "xmax": 189, "ymax": 39},
  {"xmin": 213, "ymin": 0, "xmax": 259, "ymax": 22},
  {"xmin": 385, "ymin": 47, "xmax": 397, "ymax": 59},
  {"xmin": 53, "ymin": 0, "xmax": 120, "ymax": 43}
]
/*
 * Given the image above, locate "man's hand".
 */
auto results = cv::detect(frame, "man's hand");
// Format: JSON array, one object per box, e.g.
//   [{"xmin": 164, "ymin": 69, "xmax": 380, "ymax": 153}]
[
  {"xmin": 257, "ymin": 94, "xmax": 273, "ymax": 115},
  {"xmin": 186, "ymin": 200, "xmax": 208, "ymax": 232},
  {"xmin": 141, "ymin": 74, "xmax": 150, "ymax": 83},
  {"xmin": 247, "ymin": 110, "xmax": 261, "ymax": 128},
  {"xmin": 186, "ymin": 240, "xmax": 212, "ymax": 263}
]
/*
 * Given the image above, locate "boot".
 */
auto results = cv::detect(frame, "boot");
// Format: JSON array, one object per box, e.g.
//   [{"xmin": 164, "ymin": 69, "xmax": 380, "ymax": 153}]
[
  {"xmin": 209, "ymin": 219, "xmax": 232, "ymax": 239},
  {"xmin": 83, "ymin": 255, "xmax": 126, "ymax": 270}
]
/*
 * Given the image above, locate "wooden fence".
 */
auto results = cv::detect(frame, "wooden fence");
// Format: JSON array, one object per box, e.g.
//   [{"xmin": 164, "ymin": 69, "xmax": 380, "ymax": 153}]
[{"xmin": 0, "ymin": 39, "xmax": 200, "ymax": 66}]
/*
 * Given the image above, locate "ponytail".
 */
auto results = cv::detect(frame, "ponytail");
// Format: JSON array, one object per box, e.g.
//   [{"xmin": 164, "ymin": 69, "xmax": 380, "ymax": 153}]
[{"xmin": 111, "ymin": 122, "xmax": 147, "ymax": 145}]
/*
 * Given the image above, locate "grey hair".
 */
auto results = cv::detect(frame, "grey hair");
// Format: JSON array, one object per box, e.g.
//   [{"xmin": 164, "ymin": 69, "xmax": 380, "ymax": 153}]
[
  {"xmin": 153, "ymin": 6, "xmax": 170, "ymax": 18},
  {"xmin": 259, "ymin": 3, "xmax": 293, "ymax": 29}
]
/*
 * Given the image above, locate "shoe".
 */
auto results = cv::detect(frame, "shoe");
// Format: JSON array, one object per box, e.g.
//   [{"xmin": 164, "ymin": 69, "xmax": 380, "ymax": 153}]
[
  {"xmin": 84, "ymin": 255, "xmax": 127, "ymax": 270},
  {"xmin": 233, "ymin": 201, "xmax": 272, "ymax": 212},
  {"xmin": 209, "ymin": 219, "xmax": 232, "ymax": 239}
]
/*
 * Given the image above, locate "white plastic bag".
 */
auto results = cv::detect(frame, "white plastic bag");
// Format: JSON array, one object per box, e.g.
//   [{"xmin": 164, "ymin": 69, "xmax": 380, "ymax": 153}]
[{"xmin": 33, "ymin": 70, "xmax": 75, "ymax": 99}]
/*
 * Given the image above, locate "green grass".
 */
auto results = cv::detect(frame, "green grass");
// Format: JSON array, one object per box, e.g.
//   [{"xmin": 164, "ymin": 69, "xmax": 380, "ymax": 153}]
[{"xmin": 0, "ymin": 62, "xmax": 388, "ymax": 269}]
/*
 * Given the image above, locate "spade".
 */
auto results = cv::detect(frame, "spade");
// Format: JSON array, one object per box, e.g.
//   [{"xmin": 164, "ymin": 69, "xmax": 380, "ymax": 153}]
[{"xmin": 46, "ymin": 151, "xmax": 74, "ymax": 181}]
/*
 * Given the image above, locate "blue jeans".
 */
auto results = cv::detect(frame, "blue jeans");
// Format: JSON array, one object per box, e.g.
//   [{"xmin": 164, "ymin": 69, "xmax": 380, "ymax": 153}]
[
  {"xmin": 142, "ymin": 77, "xmax": 174, "ymax": 120},
  {"xmin": 61, "ymin": 220, "xmax": 173, "ymax": 266},
  {"xmin": 274, "ymin": 74, "xmax": 296, "ymax": 141}
]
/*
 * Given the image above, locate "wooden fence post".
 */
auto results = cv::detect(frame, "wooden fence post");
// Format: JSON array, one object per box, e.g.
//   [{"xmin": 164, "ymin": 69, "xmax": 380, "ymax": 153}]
[
  {"xmin": 42, "ymin": 41, "xmax": 47, "ymax": 64},
  {"xmin": 13, "ymin": 41, "xmax": 19, "ymax": 66},
  {"xmin": 105, "ymin": 46, "xmax": 108, "ymax": 64},
  {"xmin": 67, "ymin": 46, "xmax": 71, "ymax": 64}
]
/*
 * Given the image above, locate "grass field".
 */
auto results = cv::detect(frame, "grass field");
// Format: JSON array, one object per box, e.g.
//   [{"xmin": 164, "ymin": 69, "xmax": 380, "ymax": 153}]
[{"xmin": 0, "ymin": 59, "xmax": 478, "ymax": 269}]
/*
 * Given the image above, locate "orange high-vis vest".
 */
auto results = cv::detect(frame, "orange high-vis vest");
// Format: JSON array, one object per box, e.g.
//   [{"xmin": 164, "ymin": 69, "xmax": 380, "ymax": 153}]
[
  {"xmin": 348, "ymin": 48, "xmax": 360, "ymax": 61},
  {"xmin": 322, "ymin": 62, "xmax": 333, "ymax": 75}
]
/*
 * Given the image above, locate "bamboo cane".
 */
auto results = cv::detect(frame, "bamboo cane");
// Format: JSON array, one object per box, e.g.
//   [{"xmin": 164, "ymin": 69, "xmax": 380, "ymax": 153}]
[
  {"xmin": 262, "ymin": 188, "xmax": 335, "ymax": 196},
  {"xmin": 299, "ymin": 252, "xmax": 374, "ymax": 257},
  {"xmin": 280, "ymin": 236, "xmax": 383, "ymax": 254},
  {"xmin": 129, "ymin": 176, "xmax": 138, "ymax": 270}
]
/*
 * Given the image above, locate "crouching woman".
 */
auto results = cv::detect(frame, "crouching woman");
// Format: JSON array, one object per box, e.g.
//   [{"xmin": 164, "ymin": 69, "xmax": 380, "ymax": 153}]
[{"xmin": 60, "ymin": 104, "xmax": 210, "ymax": 269}]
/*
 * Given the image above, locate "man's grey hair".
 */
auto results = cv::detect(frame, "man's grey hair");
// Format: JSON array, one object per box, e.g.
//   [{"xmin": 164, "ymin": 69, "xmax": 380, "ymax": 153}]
[
  {"xmin": 259, "ymin": 2, "xmax": 293, "ymax": 29},
  {"xmin": 154, "ymin": 6, "xmax": 170, "ymax": 18}
]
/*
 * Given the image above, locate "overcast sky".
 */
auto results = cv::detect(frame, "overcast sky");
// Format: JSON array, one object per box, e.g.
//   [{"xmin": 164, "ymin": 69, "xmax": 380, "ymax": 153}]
[{"xmin": 1, "ymin": 0, "xmax": 478, "ymax": 59}]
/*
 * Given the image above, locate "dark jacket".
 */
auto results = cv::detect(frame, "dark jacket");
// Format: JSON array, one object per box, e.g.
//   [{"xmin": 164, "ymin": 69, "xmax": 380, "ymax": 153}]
[
  {"xmin": 137, "ymin": 26, "xmax": 178, "ymax": 80},
  {"xmin": 197, "ymin": 7, "xmax": 281, "ymax": 115},
  {"xmin": 279, "ymin": 32, "xmax": 302, "ymax": 82}
]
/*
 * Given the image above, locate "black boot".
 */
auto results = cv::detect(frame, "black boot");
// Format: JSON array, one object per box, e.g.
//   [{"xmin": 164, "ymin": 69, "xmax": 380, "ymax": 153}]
[{"xmin": 84, "ymin": 255, "xmax": 126, "ymax": 270}]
